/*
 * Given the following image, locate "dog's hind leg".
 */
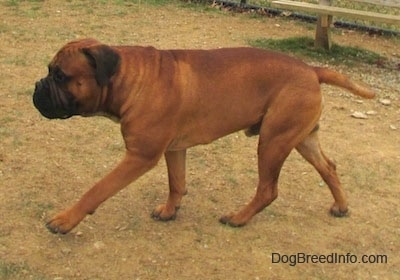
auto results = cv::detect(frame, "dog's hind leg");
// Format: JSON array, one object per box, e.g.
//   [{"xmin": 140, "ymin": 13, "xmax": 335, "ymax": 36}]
[
  {"xmin": 152, "ymin": 149, "xmax": 187, "ymax": 221},
  {"xmin": 296, "ymin": 130, "xmax": 348, "ymax": 217},
  {"xmin": 220, "ymin": 95, "xmax": 322, "ymax": 227}
]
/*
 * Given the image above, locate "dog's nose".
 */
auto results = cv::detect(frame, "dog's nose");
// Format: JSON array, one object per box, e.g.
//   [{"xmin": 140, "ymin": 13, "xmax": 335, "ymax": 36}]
[
  {"xmin": 34, "ymin": 81, "xmax": 42, "ymax": 92},
  {"xmin": 35, "ymin": 78, "xmax": 49, "ymax": 92}
]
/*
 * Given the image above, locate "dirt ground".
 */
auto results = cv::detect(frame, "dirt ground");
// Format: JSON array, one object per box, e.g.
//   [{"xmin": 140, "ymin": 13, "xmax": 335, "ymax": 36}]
[{"xmin": 0, "ymin": 1, "xmax": 399, "ymax": 279}]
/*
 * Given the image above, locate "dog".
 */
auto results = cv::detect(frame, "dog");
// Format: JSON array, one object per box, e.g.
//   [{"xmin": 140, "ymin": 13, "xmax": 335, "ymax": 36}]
[{"xmin": 33, "ymin": 38, "xmax": 375, "ymax": 234}]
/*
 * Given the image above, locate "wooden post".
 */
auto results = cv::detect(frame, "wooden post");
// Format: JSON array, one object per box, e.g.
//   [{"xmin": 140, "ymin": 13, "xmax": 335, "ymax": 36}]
[{"xmin": 315, "ymin": 0, "xmax": 333, "ymax": 50}]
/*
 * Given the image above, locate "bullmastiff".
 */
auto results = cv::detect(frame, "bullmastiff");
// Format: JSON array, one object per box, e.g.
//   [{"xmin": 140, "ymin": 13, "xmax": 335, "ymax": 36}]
[{"xmin": 33, "ymin": 38, "xmax": 375, "ymax": 234}]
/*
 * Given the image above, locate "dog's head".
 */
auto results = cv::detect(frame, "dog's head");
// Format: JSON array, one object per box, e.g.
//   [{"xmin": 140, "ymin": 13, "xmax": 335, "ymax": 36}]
[{"xmin": 33, "ymin": 38, "xmax": 120, "ymax": 119}]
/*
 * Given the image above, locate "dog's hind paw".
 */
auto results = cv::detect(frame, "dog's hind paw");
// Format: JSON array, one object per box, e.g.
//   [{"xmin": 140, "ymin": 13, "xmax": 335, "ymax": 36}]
[
  {"xmin": 219, "ymin": 214, "xmax": 247, "ymax": 227},
  {"xmin": 330, "ymin": 204, "xmax": 349, "ymax": 217}
]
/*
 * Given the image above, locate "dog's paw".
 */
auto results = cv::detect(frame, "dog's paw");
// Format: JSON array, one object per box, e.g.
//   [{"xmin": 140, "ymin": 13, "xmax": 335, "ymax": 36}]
[
  {"xmin": 46, "ymin": 208, "xmax": 85, "ymax": 234},
  {"xmin": 330, "ymin": 204, "xmax": 349, "ymax": 217},
  {"xmin": 219, "ymin": 214, "xmax": 247, "ymax": 227},
  {"xmin": 151, "ymin": 204, "xmax": 178, "ymax": 221}
]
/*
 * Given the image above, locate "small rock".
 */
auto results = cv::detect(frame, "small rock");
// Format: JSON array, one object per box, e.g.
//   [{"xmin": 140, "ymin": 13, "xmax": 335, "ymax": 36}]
[
  {"xmin": 390, "ymin": 125, "xmax": 397, "ymax": 130},
  {"xmin": 94, "ymin": 241, "xmax": 105, "ymax": 250},
  {"xmin": 75, "ymin": 231, "xmax": 83, "ymax": 236},
  {"xmin": 366, "ymin": 110, "xmax": 377, "ymax": 115},
  {"xmin": 61, "ymin": 248, "xmax": 71, "ymax": 255},
  {"xmin": 351, "ymin": 111, "xmax": 368, "ymax": 119},
  {"xmin": 379, "ymin": 99, "xmax": 391, "ymax": 106}
]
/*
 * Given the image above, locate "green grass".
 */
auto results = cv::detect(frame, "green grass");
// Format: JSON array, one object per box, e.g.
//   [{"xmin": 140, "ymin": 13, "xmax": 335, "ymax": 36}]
[
  {"xmin": 0, "ymin": 260, "xmax": 48, "ymax": 280},
  {"xmin": 249, "ymin": 36, "xmax": 385, "ymax": 66},
  {"xmin": 136, "ymin": 0, "xmax": 174, "ymax": 6},
  {"xmin": 0, "ymin": 261, "xmax": 28, "ymax": 279}
]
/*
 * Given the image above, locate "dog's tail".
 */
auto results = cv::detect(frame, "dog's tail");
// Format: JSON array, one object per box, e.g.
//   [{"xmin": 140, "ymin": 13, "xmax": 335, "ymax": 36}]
[{"xmin": 314, "ymin": 67, "xmax": 375, "ymax": 99}]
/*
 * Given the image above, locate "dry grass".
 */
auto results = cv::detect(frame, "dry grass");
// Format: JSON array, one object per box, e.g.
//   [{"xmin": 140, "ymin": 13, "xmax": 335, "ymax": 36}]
[{"xmin": 0, "ymin": 1, "xmax": 399, "ymax": 279}]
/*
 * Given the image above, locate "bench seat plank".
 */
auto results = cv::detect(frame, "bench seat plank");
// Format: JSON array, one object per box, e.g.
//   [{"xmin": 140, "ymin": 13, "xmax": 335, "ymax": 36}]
[
  {"xmin": 272, "ymin": 0, "xmax": 400, "ymax": 24},
  {"xmin": 354, "ymin": 0, "xmax": 400, "ymax": 8}
]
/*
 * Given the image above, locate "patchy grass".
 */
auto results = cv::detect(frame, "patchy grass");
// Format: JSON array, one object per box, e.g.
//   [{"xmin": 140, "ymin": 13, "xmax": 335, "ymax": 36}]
[
  {"xmin": 0, "ymin": 260, "xmax": 48, "ymax": 280},
  {"xmin": 249, "ymin": 36, "xmax": 385, "ymax": 66}
]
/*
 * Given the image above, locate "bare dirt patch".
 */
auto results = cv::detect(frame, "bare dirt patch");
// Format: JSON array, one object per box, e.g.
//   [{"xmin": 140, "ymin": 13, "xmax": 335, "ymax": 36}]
[{"xmin": 0, "ymin": 1, "xmax": 399, "ymax": 279}]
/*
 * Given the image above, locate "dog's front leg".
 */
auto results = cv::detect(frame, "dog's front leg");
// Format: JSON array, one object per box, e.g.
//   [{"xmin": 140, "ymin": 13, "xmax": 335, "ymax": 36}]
[
  {"xmin": 152, "ymin": 149, "xmax": 187, "ymax": 221},
  {"xmin": 46, "ymin": 152, "xmax": 160, "ymax": 234}
]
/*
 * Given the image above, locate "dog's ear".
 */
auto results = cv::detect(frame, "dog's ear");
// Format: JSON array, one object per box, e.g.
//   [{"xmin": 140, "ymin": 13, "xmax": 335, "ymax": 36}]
[{"xmin": 82, "ymin": 44, "xmax": 120, "ymax": 87}]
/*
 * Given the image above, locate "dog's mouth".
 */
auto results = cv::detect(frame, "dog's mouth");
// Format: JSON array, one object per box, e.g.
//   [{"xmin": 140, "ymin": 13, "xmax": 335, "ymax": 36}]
[{"xmin": 33, "ymin": 78, "xmax": 78, "ymax": 119}]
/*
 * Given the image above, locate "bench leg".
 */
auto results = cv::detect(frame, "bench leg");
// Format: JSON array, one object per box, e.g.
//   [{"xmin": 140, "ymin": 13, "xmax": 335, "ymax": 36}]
[{"xmin": 315, "ymin": 14, "xmax": 333, "ymax": 50}]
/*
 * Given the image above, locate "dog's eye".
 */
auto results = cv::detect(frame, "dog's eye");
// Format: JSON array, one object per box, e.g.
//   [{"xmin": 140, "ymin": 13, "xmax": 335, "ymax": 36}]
[
  {"xmin": 53, "ymin": 70, "xmax": 67, "ymax": 83},
  {"xmin": 50, "ymin": 67, "xmax": 69, "ymax": 84}
]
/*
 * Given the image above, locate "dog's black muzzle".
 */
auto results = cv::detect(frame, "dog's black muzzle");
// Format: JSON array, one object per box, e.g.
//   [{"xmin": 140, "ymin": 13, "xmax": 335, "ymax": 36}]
[{"xmin": 33, "ymin": 78, "xmax": 77, "ymax": 119}]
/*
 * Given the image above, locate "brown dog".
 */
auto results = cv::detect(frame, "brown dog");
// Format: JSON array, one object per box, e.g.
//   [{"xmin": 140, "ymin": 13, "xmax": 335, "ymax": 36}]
[{"xmin": 33, "ymin": 38, "xmax": 375, "ymax": 234}]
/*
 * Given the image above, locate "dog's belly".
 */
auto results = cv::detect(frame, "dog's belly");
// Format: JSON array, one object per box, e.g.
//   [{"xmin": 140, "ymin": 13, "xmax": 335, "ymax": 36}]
[
  {"xmin": 167, "ymin": 107, "xmax": 265, "ymax": 151},
  {"xmin": 166, "ymin": 127, "xmax": 241, "ymax": 151}
]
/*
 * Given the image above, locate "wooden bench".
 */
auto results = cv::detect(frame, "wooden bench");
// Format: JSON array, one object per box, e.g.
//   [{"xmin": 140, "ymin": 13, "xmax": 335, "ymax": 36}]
[{"xmin": 271, "ymin": 0, "xmax": 400, "ymax": 49}]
